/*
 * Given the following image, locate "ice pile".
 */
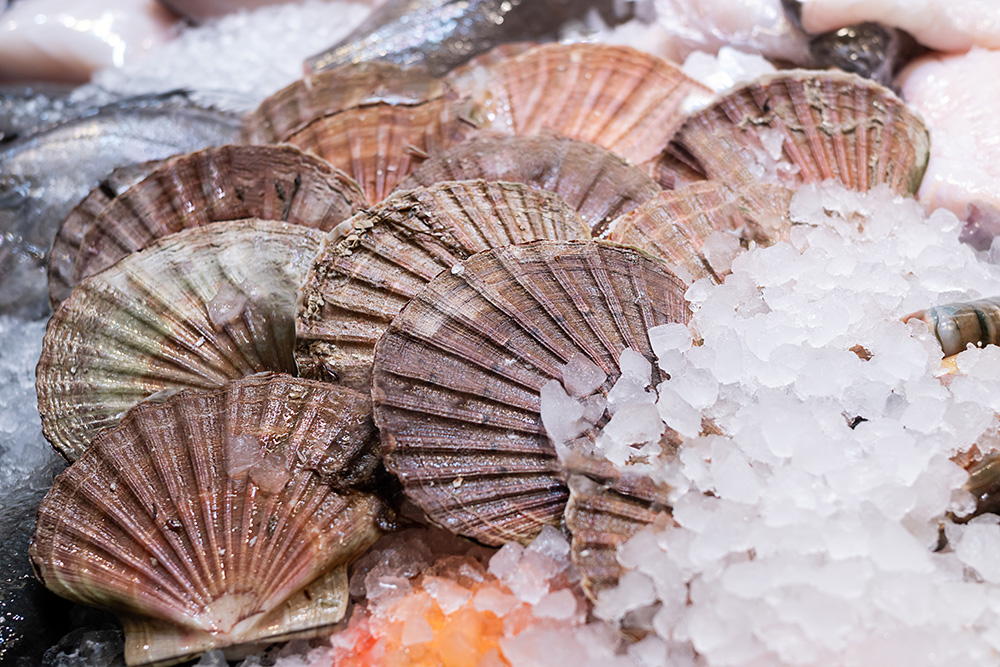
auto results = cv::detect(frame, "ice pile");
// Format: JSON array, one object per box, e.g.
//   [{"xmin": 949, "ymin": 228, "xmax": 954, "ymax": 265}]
[{"xmin": 553, "ymin": 183, "xmax": 1000, "ymax": 665}]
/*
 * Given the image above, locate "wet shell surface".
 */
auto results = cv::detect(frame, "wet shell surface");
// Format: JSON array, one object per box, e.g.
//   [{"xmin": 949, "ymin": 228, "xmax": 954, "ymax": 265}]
[
  {"xmin": 371, "ymin": 240, "xmax": 690, "ymax": 546},
  {"xmin": 395, "ymin": 133, "xmax": 660, "ymax": 236},
  {"xmin": 37, "ymin": 219, "xmax": 325, "ymax": 461},
  {"xmin": 47, "ymin": 144, "xmax": 365, "ymax": 306},
  {"xmin": 607, "ymin": 180, "xmax": 792, "ymax": 284},
  {"xmin": 662, "ymin": 70, "xmax": 930, "ymax": 195},
  {"xmin": 242, "ymin": 62, "xmax": 448, "ymax": 144},
  {"xmin": 564, "ymin": 468, "xmax": 673, "ymax": 600},
  {"xmin": 295, "ymin": 180, "xmax": 590, "ymax": 389},
  {"xmin": 903, "ymin": 296, "xmax": 1000, "ymax": 357},
  {"xmin": 462, "ymin": 43, "xmax": 710, "ymax": 167},
  {"xmin": 30, "ymin": 374, "xmax": 387, "ymax": 667},
  {"xmin": 284, "ymin": 100, "xmax": 478, "ymax": 204}
]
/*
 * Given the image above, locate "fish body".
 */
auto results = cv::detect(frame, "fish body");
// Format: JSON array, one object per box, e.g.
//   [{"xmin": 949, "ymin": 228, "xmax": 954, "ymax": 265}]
[
  {"xmin": 0, "ymin": 92, "xmax": 240, "ymax": 318},
  {"xmin": 306, "ymin": 0, "xmax": 634, "ymax": 76}
]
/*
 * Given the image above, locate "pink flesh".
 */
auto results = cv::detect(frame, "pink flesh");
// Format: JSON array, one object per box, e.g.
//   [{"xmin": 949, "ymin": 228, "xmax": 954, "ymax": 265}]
[
  {"xmin": 0, "ymin": 0, "xmax": 180, "ymax": 83},
  {"xmin": 801, "ymin": 0, "xmax": 1000, "ymax": 52},
  {"xmin": 898, "ymin": 49, "xmax": 1000, "ymax": 247}
]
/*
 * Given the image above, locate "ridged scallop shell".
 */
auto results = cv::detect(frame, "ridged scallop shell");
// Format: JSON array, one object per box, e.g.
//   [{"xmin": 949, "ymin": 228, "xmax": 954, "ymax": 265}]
[
  {"xmin": 30, "ymin": 373, "xmax": 388, "ymax": 667},
  {"xmin": 47, "ymin": 144, "xmax": 365, "ymax": 306},
  {"xmin": 242, "ymin": 62, "xmax": 448, "ymax": 144},
  {"xmin": 663, "ymin": 70, "xmax": 930, "ymax": 195},
  {"xmin": 285, "ymin": 100, "xmax": 478, "ymax": 203},
  {"xmin": 371, "ymin": 240, "xmax": 689, "ymax": 546},
  {"xmin": 607, "ymin": 181, "xmax": 793, "ymax": 284},
  {"xmin": 396, "ymin": 133, "xmax": 660, "ymax": 236},
  {"xmin": 564, "ymin": 468, "xmax": 673, "ymax": 600},
  {"xmin": 295, "ymin": 180, "xmax": 590, "ymax": 389},
  {"xmin": 37, "ymin": 219, "xmax": 325, "ymax": 461},
  {"xmin": 459, "ymin": 43, "xmax": 710, "ymax": 166}
]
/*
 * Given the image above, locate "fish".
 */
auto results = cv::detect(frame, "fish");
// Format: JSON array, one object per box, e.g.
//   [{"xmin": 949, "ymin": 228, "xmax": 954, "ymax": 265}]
[
  {"xmin": 305, "ymin": 0, "xmax": 637, "ymax": 77},
  {"xmin": 0, "ymin": 91, "xmax": 241, "ymax": 319}
]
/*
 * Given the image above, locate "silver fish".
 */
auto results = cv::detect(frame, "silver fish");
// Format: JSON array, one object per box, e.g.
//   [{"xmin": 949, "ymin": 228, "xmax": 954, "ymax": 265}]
[
  {"xmin": 306, "ymin": 0, "xmax": 637, "ymax": 77},
  {"xmin": 0, "ymin": 92, "xmax": 240, "ymax": 319}
]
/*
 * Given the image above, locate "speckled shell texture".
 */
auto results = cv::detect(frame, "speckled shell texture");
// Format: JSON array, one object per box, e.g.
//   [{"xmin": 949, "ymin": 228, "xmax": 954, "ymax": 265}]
[
  {"xmin": 30, "ymin": 374, "xmax": 386, "ymax": 667},
  {"xmin": 661, "ymin": 70, "xmax": 930, "ymax": 196},
  {"xmin": 371, "ymin": 240, "xmax": 690, "ymax": 546},
  {"xmin": 294, "ymin": 180, "xmax": 590, "ymax": 390},
  {"xmin": 242, "ymin": 62, "xmax": 449, "ymax": 144},
  {"xmin": 37, "ymin": 219, "xmax": 325, "ymax": 461},
  {"xmin": 47, "ymin": 144, "xmax": 364, "ymax": 306},
  {"xmin": 462, "ymin": 43, "xmax": 710, "ymax": 167},
  {"xmin": 396, "ymin": 133, "xmax": 660, "ymax": 236}
]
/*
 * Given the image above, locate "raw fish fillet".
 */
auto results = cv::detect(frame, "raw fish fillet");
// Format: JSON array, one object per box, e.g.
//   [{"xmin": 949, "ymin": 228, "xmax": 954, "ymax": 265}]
[
  {"xmin": 0, "ymin": 0, "xmax": 179, "ymax": 83},
  {"xmin": 898, "ymin": 49, "xmax": 1000, "ymax": 248},
  {"xmin": 799, "ymin": 0, "xmax": 1000, "ymax": 52}
]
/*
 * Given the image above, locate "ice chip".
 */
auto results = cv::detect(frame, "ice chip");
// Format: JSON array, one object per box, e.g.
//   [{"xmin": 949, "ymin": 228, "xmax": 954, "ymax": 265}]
[
  {"xmin": 619, "ymin": 348, "xmax": 653, "ymax": 385},
  {"xmin": 656, "ymin": 385, "xmax": 702, "ymax": 438},
  {"xmin": 649, "ymin": 323, "xmax": 693, "ymax": 362},
  {"xmin": 561, "ymin": 354, "xmax": 607, "ymax": 397},
  {"xmin": 540, "ymin": 379, "xmax": 586, "ymax": 443}
]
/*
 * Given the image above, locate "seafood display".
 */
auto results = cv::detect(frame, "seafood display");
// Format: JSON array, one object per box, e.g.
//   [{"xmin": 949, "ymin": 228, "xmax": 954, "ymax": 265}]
[
  {"xmin": 7, "ymin": 5, "xmax": 1000, "ymax": 665},
  {"xmin": 0, "ymin": 91, "xmax": 241, "ymax": 318},
  {"xmin": 305, "ymin": 0, "xmax": 636, "ymax": 76},
  {"xmin": 30, "ymin": 373, "xmax": 388, "ymax": 665}
]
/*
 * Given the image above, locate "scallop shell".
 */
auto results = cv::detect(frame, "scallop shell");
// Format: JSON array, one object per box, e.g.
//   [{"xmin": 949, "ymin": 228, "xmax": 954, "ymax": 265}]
[
  {"xmin": 664, "ymin": 70, "xmax": 930, "ymax": 195},
  {"xmin": 30, "ymin": 373, "xmax": 388, "ymax": 667},
  {"xmin": 607, "ymin": 181, "xmax": 793, "ymax": 284},
  {"xmin": 371, "ymin": 240, "xmax": 689, "ymax": 546},
  {"xmin": 242, "ymin": 62, "xmax": 447, "ymax": 144},
  {"xmin": 47, "ymin": 144, "xmax": 365, "ymax": 306},
  {"xmin": 285, "ymin": 100, "xmax": 478, "ymax": 203},
  {"xmin": 295, "ymin": 180, "xmax": 590, "ymax": 390},
  {"xmin": 564, "ymin": 468, "xmax": 673, "ymax": 600},
  {"xmin": 37, "ymin": 219, "xmax": 325, "ymax": 461},
  {"xmin": 458, "ymin": 43, "xmax": 710, "ymax": 166},
  {"xmin": 395, "ymin": 133, "xmax": 661, "ymax": 236}
]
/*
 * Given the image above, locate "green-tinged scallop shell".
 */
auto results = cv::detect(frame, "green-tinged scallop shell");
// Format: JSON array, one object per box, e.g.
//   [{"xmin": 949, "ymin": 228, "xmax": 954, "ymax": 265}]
[
  {"xmin": 48, "ymin": 144, "xmax": 365, "ymax": 306},
  {"xmin": 30, "ymin": 374, "xmax": 388, "ymax": 667},
  {"xmin": 395, "ymin": 133, "xmax": 660, "ymax": 236},
  {"xmin": 663, "ymin": 69, "xmax": 930, "ymax": 195},
  {"xmin": 371, "ymin": 240, "xmax": 689, "ymax": 546},
  {"xmin": 294, "ymin": 180, "xmax": 590, "ymax": 389},
  {"xmin": 37, "ymin": 219, "xmax": 325, "ymax": 461}
]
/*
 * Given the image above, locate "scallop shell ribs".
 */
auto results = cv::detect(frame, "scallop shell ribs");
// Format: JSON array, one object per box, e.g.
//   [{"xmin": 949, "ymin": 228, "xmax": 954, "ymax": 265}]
[
  {"xmin": 30, "ymin": 374, "xmax": 387, "ymax": 667},
  {"xmin": 294, "ymin": 180, "xmax": 590, "ymax": 389},
  {"xmin": 371, "ymin": 240, "xmax": 689, "ymax": 546},
  {"xmin": 37, "ymin": 219, "xmax": 325, "ymax": 461}
]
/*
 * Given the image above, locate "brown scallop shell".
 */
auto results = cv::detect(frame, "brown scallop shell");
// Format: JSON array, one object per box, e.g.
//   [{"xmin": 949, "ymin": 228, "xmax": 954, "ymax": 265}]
[
  {"xmin": 30, "ymin": 373, "xmax": 388, "ymax": 667},
  {"xmin": 663, "ymin": 70, "xmax": 930, "ymax": 195},
  {"xmin": 242, "ymin": 62, "xmax": 447, "ymax": 144},
  {"xmin": 295, "ymin": 180, "xmax": 591, "ymax": 390},
  {"xmin": 284, "ymin": 100, "xmax": 479, "ymax": 204},
  {"xmin": 37, "ymin": 219, "xmax": 325, "ymax": 461},
  {"xmin": 371, "ymin": 240, "xmax": 690, "ymax": 546},
  {"xmin": 607, "ymin": 181, "xmax": 793, "ymax": 284},
  {"xmin": 457, "ymin": 43, "xmax": 711, "ymax": 166},
  {"xmin": 47, "ymin": 144, "xmax": 365, "ymax": 306},
  {"xmin": 564, "ymin": 467, "xmax": 673, "ymax": 600},
  {"xmin": 395, "ymin": 133, "xmax": 661, "ymax": 236}
]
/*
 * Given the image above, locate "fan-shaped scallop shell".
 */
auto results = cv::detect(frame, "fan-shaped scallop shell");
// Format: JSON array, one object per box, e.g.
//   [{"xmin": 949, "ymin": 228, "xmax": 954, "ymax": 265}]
[
  {"xmin": 243, "ymin": 62, "xmax": 448, "ymax": 144},
  {"xmin": 295, "ymin": 180, "xmax": 590, "ymax": 389},
  {"xmin": 284, "ymin": 100, "xmax": 478, "ymax": 204},
  {"xmin": 607, "ymin": 180, "xmax": 793, "ymax": 284},
  {"xmin": 371, "ymin": 240, "xmax": 690, "ymax": 546},
  {"xmin": 662, "ymin": 70, "xmax": 930, "ymax": 195},
  {"xmin": 396, "ymin": 133, "xmax": 660, "ymax": 236},
  {"xmin": 564, "ymin": 467, "xmax": 673, "ymax": 600},
  {"xmin": 458, "ymin": 43, "xmax": 710, "ymax": 166},
  {"xmin": 37, "ymin": 219, "xmax": 325, "ymax": 461},
  {"xmin": 47, "ymin": 144, "xmax": 365, "ymax": 306},
  {"xmin": 30, "ymin": 373, "xmax": 388, "ymax": 667}
]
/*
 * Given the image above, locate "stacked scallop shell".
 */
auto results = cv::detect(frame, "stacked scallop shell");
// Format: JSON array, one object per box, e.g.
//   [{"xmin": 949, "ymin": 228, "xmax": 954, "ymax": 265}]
[{"xmin": 29, "ymin": 41, "xmax": 934, "ymax": 664}]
